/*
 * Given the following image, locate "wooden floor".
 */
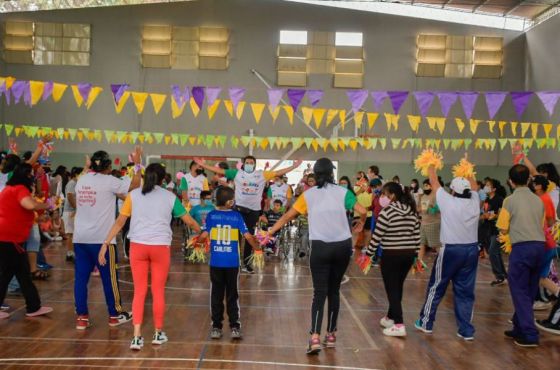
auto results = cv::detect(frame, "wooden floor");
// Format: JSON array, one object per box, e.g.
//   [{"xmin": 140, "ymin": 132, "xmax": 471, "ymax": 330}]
[{"xmin": 1, "ymin": 230, "xmax": 559, "ymax": 370}]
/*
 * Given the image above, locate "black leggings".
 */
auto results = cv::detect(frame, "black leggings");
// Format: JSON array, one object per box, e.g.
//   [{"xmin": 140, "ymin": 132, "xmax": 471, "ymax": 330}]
[
  {"xmin": 309, "ymin": 239, "xmax": 352, "ymax": 334},
  {"xmin": 236, "ymin": 207, "xmax": 261, "ymax": 268},
  {"xmin": 380, "ymin": 252, "xmax": 416, "ymax": 324},
  {"xmin": 210, "ymin": 267, "xmax": 240, "ymax": 329},
  {"xmin": 0, "ymin": 242, "xmax": 41, "ymax": 313}
]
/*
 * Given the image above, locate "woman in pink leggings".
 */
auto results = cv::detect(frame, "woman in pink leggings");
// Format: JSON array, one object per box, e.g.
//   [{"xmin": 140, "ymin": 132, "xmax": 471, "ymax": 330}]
[{"xmin": 100, "ymin": 163, "xmax": 202, "ymax": 350}]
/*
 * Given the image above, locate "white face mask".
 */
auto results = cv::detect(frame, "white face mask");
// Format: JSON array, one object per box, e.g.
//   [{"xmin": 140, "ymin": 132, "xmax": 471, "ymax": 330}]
[
  {"xmin": 244, "ymin": 164, "xmax": 255, "ymax": 173},
  {"xmin": 275, "ymin": 181, "xmax": 283, "ymax": 186},
  {"xmin": 483, "ymin": 186, "xmax": 492, "ymax": 194}
]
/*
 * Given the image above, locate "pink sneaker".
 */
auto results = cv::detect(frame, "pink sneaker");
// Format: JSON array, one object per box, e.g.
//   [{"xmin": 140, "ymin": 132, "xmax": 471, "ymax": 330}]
[
  {"xmin": 323, "ymin": 333, "xmax": 336, "ymax": 348},
  {"xmin": 0, "ymin": 311, "xmax": 10, "ymax": 319},
  {"xmin": 306, "ymin": 337, "xmax": 321, "ymax": 355},
  {"xmin": 26, "ymin": 306, "xmax": 53, "ymax": 317}
]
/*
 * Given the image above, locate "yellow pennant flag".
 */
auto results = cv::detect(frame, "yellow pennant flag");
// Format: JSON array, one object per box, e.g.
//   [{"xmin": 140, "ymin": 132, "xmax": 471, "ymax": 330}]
[
  {"xmin": 313, "ymin": 108, "xmax": 326, "ymax": 129},
  {"xmin": 251, "ymin": 103, "xmax": 266, "ymax": 124},
  {"xmin": 511, "ymin": 121, "xmax": 518, "ymax": 136},
  {"xmin": 455, "ymin": 118, "xmax": 465, "ymax": 133},
  {"xmin": 520, "ymin": 122, "xmax": 531, "ymax": 137},
  {"xmin": 488, "ymin": 120, "xmax": 496, "ymax": 133},
  {"xmin": 531, "ymin": 123, "xmax": 539, "ymax": 139},
  {"xmin": 354, "ymin": 111, "xmax": 365, "ymax": 129},
  {"xmin": 71, "ymin": 85, "xmax": 84, "ymax": 107},
  {"xmin": 171, "ymin": 99, "xmax": 186, "ymax": 119},
  {"xmin": 543, "ymin": 123, "xmax": 553, "ymax": 138},
  {"xmin": 339, "ymin": 111, "xmax": 347, "ymax": 129},
  {"xmin": 29, "ymin": 81, "xmax": 45, "ymax": 106},
  {"xmin": 77, "ymin": 131, "xmax": 85, "ymax": 142},
  {"xmin": 426, "ymin": 117, "xmax": 437, "ymax": 132},
  {"xmin": 52, "ymin": 83, "xmax": 68, "ymax": 102},
  {"xmin": 150, "ymin": 94, "xmax": 167, "ymax": 115},
  {"xmin": 189, "ymin": 136, "xmax": 197, "ymax": 146},
  {"xmin": 384, "ymin": 113, "xmax": 399, "ymax": 131},
  {"xmin": 224, "ymin": 100, "xmax": 234, "ymax": 116},
  {"xmin": 469, "ymin": 119, "xmax": 480, "ymax": 135},
  {"xmin": 407, "ymin": 115, "xmax": 421, "ymax": 133},
  {"xmin": 349, "ymin": 139, "xmax": 358, "ymax": 151},
  {"xmin": 436, "ymin": 118, "xmax": 446, "ymax": 134},
  {"xmin": 131, "ymin": 92, "xmax": 149, "ymax": 114},
  {"xmin": 498, "ymin": 121, "xmax": 507, "ymax": 137},
  {"xmin": 301, "ymin": 107, "xmax": 313, "ymax": 126},
  {"xmin": 207, "ymin": 99, "xmax": 221, "ymax": 120},
  {"xmin": 283, "ymin": 105, "xmax": 294, "ymax": 125},
  {"xmin": 268, "ymin": 105, "xmax": 281, "ymax": 123},
  {"xmin": 190, "ymin": 97, "xmax": 201, "ymax": 117},
  {"xmin": 367, "ymin": 112, "xmax": 379, "ymax": 130},
  {"xmin": 326, "ymin": 109, "xmax": 338, "ymax": 126},
  {"xmin": 115, "ymin": 91, "xmax": 131, "ymax": 114},
  {"xmin": 86, "ymin": 87, "xmax": 103, "ymax": 110},
  {"xmin": 235, "ymin": 101, "xmax": 246, "ymax": 120},
  {"xmin": 311, "ymin": 139, "xmax": 319, "ymax": 152}
]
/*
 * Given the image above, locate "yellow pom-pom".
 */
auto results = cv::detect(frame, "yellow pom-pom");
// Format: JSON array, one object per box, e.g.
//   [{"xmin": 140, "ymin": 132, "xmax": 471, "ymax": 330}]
[
  {"xmin": 414, "ymin": 149, "xmax": 443, "ymax": 177},
  {"xmin": 248, "ymin": 249, "xmax": 265, "ymax": 271},
  {"xmin": 452, "ymin": 158, "xmax": 476, "ymax": 178},
  {"xmin": 498, "ymin": 233, "xmax": 512, "ymax": 254}
]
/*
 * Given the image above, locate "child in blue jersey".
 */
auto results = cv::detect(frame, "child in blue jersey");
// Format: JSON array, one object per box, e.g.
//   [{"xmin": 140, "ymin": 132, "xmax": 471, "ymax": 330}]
[
  {"xmin": 189, "ymin": 191, "xmax": 215, "ymax": 229},
  {"xmin": 199, "ymin": 186, "xmax": 259, "ymax": 340}
]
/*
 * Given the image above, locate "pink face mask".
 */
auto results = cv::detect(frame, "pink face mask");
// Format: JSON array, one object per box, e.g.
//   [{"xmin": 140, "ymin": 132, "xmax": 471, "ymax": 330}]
[{"xmin": 379, "ymin": 195, "xmax": 391, "ymax": 208}]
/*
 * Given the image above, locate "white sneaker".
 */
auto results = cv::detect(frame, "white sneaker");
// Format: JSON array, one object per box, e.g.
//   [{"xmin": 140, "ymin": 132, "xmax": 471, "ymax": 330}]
[
  {"xmin": 152, "ymin": 331, "xmax": 168, "ymax": 345},
  {"xmin": 383, "ymin": 324, "xmax": 407, "ymax": 337},
  {"xmin": 533, "ymin": 301, "xmax": 552, "ymax": 311},
  {"xmin": 130, "ymin": 336, "xmax": 144, "ymax": 350},
  {"xmin": 379, "ymin": 316, "xmax": 395, "ymax": 329},
  {"xmin": 54, "ymin": 236, "xmax": 63, "ymax": 241}
]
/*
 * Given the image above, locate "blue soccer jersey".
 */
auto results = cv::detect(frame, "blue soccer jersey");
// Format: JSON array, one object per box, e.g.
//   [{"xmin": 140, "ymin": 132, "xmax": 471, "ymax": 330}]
[{"xmin": 204, "ymin": 209, "xmax": 248, "ymax": 268}]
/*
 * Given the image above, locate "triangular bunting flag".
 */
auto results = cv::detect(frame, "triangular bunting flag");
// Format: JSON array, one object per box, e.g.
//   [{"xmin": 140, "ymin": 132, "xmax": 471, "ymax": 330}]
[
  {"xmin": 326, "ymin": 109, "xmax": 338, "ymax": 126},
  {"xmin": 366, "ymin": 112, "xmax": 379, "ymax": 130},
  {"xmin": 307, "ymin": 89, "xmax": 323, "ymax": 107},
  {"xmin": 86, "ymin": 87, "xmax": 103, "ymax": 110},
  {"xmin": 115, "ymin": 91, "xmax": 131, "ymax": 113},
  {"xmin": 458, "ymin": 91, "xmax": 478, "ymax": 120},
  {"xmin": 283, "ymin": 105, "xmax": 294, "ymax": 125},
  {"xmin": 287, "ymin": 89, "xmax": 306, "ymax": 112},
  {"xmin": 384, "ymin": 113, "xmax": 399, "ymax": 131},
  {"xmin": 391, "ymin": 138, "xmax": 402, "ymax": 149},
  {"xmin": 269, "ymin": 105, "xmax": 281, "ymax": 122},
  {"xmin": 235, "ymin": 101, "xmax": 246, "ymax": 120},
  {"xmin": 354, "ymin": 111, "xmax": 365, "ymax": 129},
  {"xmin": 29, "ymin": 81, "xmax": 45, "ymax": 106},
  {"xmin": 347, "ymin": 89, "xmax": 369, "ymax": 113},
  {"xmin": 543, "ymin": 123, "xmax": 553, "ymax": 138},
  {"xmin": 510, "ymin": 91, "xmax": 533, "ymax": 119},
  {"xmin": 207, "ymin": 99, "xmax": 221, "ymax": 119},
  {"xmin": 52, "ymin": 83, "xmax": 68, "ymax": 102},
  {"xmin": 251, "ymin": 103, "xmax": 266, "ymax": 124},
  {"xmin": 436, "ymin": 92, "xmax": 458, "ymax": 117},
  {"xmin": 150, "ymin": 94, "xmax": 167, "ymax": 115},
  {"xmin": 511, "ymin": 122, "xmax": 518, "ymax": 136},
  {"xmin": 190, "ymin": 97, "xmax": 201, "ymax": 118},
  {"xmin": 171, "ymin": 99, "xmax": 187, "ymax": 119},
  {"xmin": 499, "ymin": 138, "xmax": 508, "ymax": 150},
  {"xmin": 407, "ymin": 115, "xmax": 421, "ymax": 133},
  {"xmin": 469, "ymin": 119, "xmax": 481, "ymax": 135},
  {"xmin": 224, "ymin": 100, "xmax": 234, "ymax": 116},
  {"xmin": 313, "ymin": 108, "xmax": 326, "ymax": 129},
  {"xmin": 301, "ymin": 107, "xmax": 313, "ymax": 126},
  {"xmin": 488, "ymin": 120, "xmax": 496, "ymax": 133},
  {"xmin": 413, "ymin": 91, "xmax": 435, "ymax": 117},
  {"xmin": 205, "ymin": 87, "xmax": 222, "ymax": 106},
  {"xmin": 531, "ymin": 123, "xmax": 539, "ymax": 139},
  {"xmin": 455, "ymin": 118, "xmax": 465, "ymax": 133},
  {"xmin": 387, "ymin": 91, "xmax": 409, "ymax": 114},
  {"xmin": 498, "ymin": 121, "xmax": 507, "ymax": 137},
  {"xmin": 521, "ymin": 122, "xmax": 531, "ymax": 137},
  {"xmin": 484, "ymin": 92, "xmax": 507, "ymax": 119},
  {"xmin": 536, "ymin": 91, "xmax": 560, "ymax": 117},
  {"xmin": 131, "ymin": 92, "xmax": 149, "ymax": 114},
  {"xmin": 267, "ymin": 89, "xmax": 284, "ymax": 111}
]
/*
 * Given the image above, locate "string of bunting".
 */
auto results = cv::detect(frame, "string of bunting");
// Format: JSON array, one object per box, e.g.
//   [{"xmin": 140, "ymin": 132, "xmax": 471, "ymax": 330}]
[
  {"xmin": 3, "ymin": 123, "xmax": 559, "ymax": 152},
  {"xmin": 2, "ymin": 77, "xmax": 560, "ymax": 134}
]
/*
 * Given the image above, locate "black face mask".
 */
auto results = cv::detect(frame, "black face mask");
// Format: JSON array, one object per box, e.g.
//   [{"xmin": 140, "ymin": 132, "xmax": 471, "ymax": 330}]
[
  {"xmin": 423, "ymin": 189, "xmax": 432, "ymax": 195},
  {"xmin": 196, "ymin": 168, "xmax": 204, "ymax": 176}
]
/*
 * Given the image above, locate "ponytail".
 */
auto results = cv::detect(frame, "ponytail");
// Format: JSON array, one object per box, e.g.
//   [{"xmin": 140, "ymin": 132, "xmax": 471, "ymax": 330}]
[
  {"xmin": 383, "ymin": 182, "xmax": 418, "ymax": 215},
  {"xmin": 142, "ymin": 163, "xmax": 166, "ymax": 195},
  {"xmin": 315, "ymin": 171, "xmax": 334, "ymax": 189}
]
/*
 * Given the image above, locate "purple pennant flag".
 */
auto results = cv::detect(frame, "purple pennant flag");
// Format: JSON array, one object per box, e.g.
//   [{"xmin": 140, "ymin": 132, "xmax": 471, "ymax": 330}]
[
  {"xmin": 536, "ymin": 91, "xmax": 560, "ymax": 117},
  {"xmin": 371, "ymin": 91, "xmax": 388, "ymax": 111},
  {"xmin": 458, "ymin": 91, "xmax": 478, "ymax": 120},
  {"xmin": 171, "ymin": 85, "xmax": 189, "ymax": 106},
  {"xmin": 413, "ymin": 91, "xmax": 435, "ymax": 117},
  {"xmin": 229, "ymin": 87, "xmax": 246, "ymax": 110},
  {"xmin": 110, "ymin": 84, "xmax": 129, "ymax": 105},
  {"xmin": 346, "ymin": 89, "xmax": 369, "ymax": 114},
  {"xmin": 436, "ymin": 92, "xmax": 458, "ymax": 118},
  {"xmin": 205, "ymin": 87, "xmax": 222, "ymax": 106},
  {"xmin": 287, "ymin": 89, "xmax": 306, "ymax": 112},
  {"xmin": 484, "ymin": 92, "xmax": 508, "ymax": 120},
  {"xmin": 23, "ymin": 81, "xmax": 31, "ymax": 106},
  {"xmin": 387, "ymin": 91, "xmax": 409, "ymax": 114},
  {"xmin": 267, "ymin": 88, "xmax": 284, "ymax": 110},
  {"xmin": 307, "ymin": 89, "xmax": 323, "ymax": 108},
  {"xmin": 42, "ymin": 81, "xmax": 54, "ymax": 101},
  {"xmin": 10, "ymin": 80, "xmax": 27, "ymax": 105},
  {"xmin": 510, "ymin": 91, "xmax": 533, "ymax": 119},
  {"xmin": 192, "ymin": 86, "xmax": 205, "ymax": 109},
  {"xmin": 77, "ymin": 82, "xmax": 93, "ymax": 103}
]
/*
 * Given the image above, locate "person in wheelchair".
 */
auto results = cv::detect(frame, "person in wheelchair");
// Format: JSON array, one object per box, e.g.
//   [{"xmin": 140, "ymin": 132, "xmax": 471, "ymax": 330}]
[{"xmin": 260, "ymin": 199, "xmax": 284, "ymax": 255}]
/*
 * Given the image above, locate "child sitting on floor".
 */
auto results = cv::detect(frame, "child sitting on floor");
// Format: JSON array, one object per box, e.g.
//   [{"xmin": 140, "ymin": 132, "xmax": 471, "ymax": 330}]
[{"xmin": 39, "ymin": 212, "xmax": 63, "ymax": 242}]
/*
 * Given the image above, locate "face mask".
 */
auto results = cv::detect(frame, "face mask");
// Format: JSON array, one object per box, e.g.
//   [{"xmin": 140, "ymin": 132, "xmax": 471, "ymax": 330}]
[
  {"xmin": 339, "ymin": 183, "xmax": 348, "ymax": 187},
  {"xmin": 411, "ymin": 183, "xmax": 417, "ymax": 189},
  {"xmin": 244, "ymin": 164, "xmax": 255, "ymax": 173},
  {"xmin": 483, "ymin": 186, "xmax": 492, "ymax": 194},
  {"xmin": 276, "ymin": 181, "xmax": 283, "ymax": 186},
  {"xmin": 379, "ymin": 195, "xmax": 391, "ymax": 208},
  {"xmin": 195, "ymin": 168, "xmax": 204, "ymax": 176},
  {"xmin": 423, "ymin": 189, "xmax": 432, "ymax": 195}
]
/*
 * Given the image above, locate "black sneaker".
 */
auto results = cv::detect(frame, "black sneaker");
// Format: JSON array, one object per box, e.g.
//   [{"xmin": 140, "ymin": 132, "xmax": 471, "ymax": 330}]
[
  {"xmin": 504, "ymin": 330, "xmax": 516, "ymax": 339},
  {"xmin": 231, "ymin": 327, "xmax": 242, "ymax": 340},
  {"xmin": 211, "ymin": 327, "xmax": 223, "ymax": 340},
  {"xmin": 66, "ymin": 253, "xmax": 75, "ymax": 262},
  {"xmin": 490, "ymin": 278, "xmax": 506, "ymax": 286},
  {"xmin": 536, "ymin": 319, "xmax": 560, "ymax": 335},
  {"xmin": 514, "ymin": 338, "xmax": 539, "ymax": 347},
  {"xmin": 109, "ymin": 311, "xmax": 132, "ymax": 327}
]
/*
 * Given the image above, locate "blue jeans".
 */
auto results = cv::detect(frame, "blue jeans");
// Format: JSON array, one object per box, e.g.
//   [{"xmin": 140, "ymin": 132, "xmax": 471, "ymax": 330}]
[{"xmin": 418, "ymin": 243, "xmax": 479, "ymax": 337}]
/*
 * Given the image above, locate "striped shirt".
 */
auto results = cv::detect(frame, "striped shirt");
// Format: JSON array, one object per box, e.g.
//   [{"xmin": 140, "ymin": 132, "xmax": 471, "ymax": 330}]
[{"xmin": 367, "ymin": 201, "xmax": 421, "ymax": 254}]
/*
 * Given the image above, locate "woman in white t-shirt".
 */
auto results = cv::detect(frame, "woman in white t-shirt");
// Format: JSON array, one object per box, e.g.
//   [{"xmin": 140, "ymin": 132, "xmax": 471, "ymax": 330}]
[
  {"xmin": 99, "ymin": 163, "xmax": 202, "ymax": 351},
  {"xmin": 268, "ymin": 158, "xmax": 367, "ymax": 355}
]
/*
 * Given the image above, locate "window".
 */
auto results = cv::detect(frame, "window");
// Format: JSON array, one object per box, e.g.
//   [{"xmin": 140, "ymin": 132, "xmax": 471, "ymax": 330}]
[
  {"xmin": 277, "ymin": 30, "xmax": 308, "ymax": 86},
  {"xmin": 279, "ymin": 30, "xmax": 308, "ymax": 45},
  {"xmin": 334, "ymin": 32, "xmax": 364, "ymax": 88},
  {"xmin": 335, "ymin": 32, "xmax": 363, "ymax": 47}
]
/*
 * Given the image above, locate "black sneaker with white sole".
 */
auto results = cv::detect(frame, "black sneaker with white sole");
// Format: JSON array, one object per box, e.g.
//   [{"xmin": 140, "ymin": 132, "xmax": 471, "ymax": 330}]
[
  {"xmin": 535, "ymin": 319, "xmax": 560, "ymax": 335},
  {"xmin": 514, "ymin": 338, "xmax": 539, "ymax": 347},
  {"xmin": 231, "ymin": 327, "xmax": 242, "ymax": 340},
  {"xmin": 490, "ymin": 278, "xmax": 506, "ymax": 286},
  {"xmin": 211, "ymin": 327, "xmax": 223, "ymax": 339},
  {"xmin": 109, "ymin": 311, "xmax": 132, "ymax": 327}
]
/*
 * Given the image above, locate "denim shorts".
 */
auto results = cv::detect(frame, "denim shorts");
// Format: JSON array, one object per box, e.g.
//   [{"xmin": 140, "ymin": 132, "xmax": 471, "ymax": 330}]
[{"xmin": 25, "ymin": 224, "xmax": 41, "ymax": 253}]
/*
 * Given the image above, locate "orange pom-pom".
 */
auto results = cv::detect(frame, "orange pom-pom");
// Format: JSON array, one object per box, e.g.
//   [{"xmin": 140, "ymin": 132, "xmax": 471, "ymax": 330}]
[
  {"xmin": 452, "ymin": 158, "xmax": 476, "ymax": 178},
  {"xmin": 414, "ymin": 149, "xmax": 443, "ymax": 177}
]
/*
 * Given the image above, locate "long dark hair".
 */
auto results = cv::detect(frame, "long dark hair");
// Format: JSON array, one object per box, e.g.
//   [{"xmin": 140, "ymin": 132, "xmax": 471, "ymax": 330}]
[
  {"xmin": 142, "ymin": 163, "xmax": 166, "ymax": 195},
  {"xmin": 315, "ymin": 170, "xmax": 334, "ymax": 189},
  {"xmin": 2, "ymin": 154, "xmax": 21, "ymax": 174},
  {"xmin": 536, "ymin": 163, "xmax": 560, "ymax": 186},
  {"xmin": 339, "ymin": 176, "xmax": 355, "ymax": 195},
  {"xmin": 6, "ymin": 163, "xmax": 34, "ymax": 191},
  {"xmin": 487, "ymin": 178, "xmax": 507, "ymax": 198},
  {"xmin": 383, "ymin": 181, "xmax": 418, "ymax": 215}
]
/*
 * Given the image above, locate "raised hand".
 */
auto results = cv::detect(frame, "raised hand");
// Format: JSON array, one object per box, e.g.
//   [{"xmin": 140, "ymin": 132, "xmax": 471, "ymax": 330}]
[
  {"xmin": 194, "ymin": 157, "xmax": 206, "ymax": 166},
  {"xmin": 132, "ymin": 146, "xmax": 143, "ymax": 165}
]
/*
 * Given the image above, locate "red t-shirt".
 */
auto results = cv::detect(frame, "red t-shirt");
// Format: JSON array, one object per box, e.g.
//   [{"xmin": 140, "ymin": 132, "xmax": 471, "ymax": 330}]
[
  {"xmin": 0, "ymin": 185, "xmax": 35, "ymax": 243},
  {"xmin": 539, "ymin": 193, "xmax": 555, "ymax": 225}
]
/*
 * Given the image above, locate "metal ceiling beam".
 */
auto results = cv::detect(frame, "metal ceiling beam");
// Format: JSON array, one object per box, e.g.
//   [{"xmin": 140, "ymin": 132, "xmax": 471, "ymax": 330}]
[
  {"xmin": 505, "ymin": 0, "xmax": 530, "ymax": 16},
  {"xmin": 441, "ymin": 0, "xmax": 453, "ymax": 9},
  {"xmin": 473, "ymin": 0, "xmax": 491, "ymax": 12},
  {"xmin": 531, "ymin": 0, "xmax": 560, "ymax": 19}
]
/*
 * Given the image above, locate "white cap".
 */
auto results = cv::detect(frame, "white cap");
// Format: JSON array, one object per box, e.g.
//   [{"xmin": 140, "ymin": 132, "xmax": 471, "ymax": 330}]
[{"xmin": 450, "ymin": 177, "xmax": 471, "ymax": 194}]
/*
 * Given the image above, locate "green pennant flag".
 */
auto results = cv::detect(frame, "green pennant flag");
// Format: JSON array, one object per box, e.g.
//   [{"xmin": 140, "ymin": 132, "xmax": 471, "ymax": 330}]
[
  {"xmin": 216, "ymin": 135, "xmax": 227, "ymax": 148},
  {"xmin": 56, "ymin": 128, "xmax": 65, "ymax": 139},
  {"xmin": 371, "ymin": 138, "xmax": 378, "ymax": 150},
  {"xmin": 240, "ymin": 136, "xmax": 252, "ymax": 147},
  {"xmin": 205, "ymin": 135, "xmax": 215, "ymax": 148},
  {"xmin": 179, "ymin": 134, "xmax": 189, "ymax": 146},
  {"xmin": 104, "ymin": 130, "xmax": 115, "ymax": 143},
  {"xmin": 464, "ymin": 139, "xmax": 472, "ymax": 150},
  {"xmin": 498, "ymin": 139, "xmax": 508, "ymax": 150},
  {"xmin": 170, "ymin": 133, "xmax": 179, "ymax": 145},
  {"xmin": 414, "ymin": 138, "xmax": 422, "ymax": 149},
  {"xmin": 231, "ymin": 136, "xmax": 240, "ymax": 149},
  {"xmin": 303, "ymin": 137, "xmax": 313, "ymax": 149},
  {"xmin": 488, "ymin": 139, "xmax": 497, "ymax": 151},
  {"xmin": 116, "ymin": 131, "xmax": 128, "ymax": 143},
  {"xmin": 26, "ymin": 126, "xmax": 40, "ymax": 138},
  {"xmin": 153, "ymin": 132, "xmax": 164, "ymax": 144},
  {"xmin": 443, "ymin": 139, "xmax": 451, "ymax": 150},
  {"xmin": 355, "ymin": 138, "xmax": 364, "ymax": 148},
  {"xmin": 291, "ymin": 138, "xmax": 303, "ymax": 149},
  {"xmin": 391, "ymin": 138, "xmax": 401, "ymax": 149},
  {"xmin": 68, "ymin": 128, "xmax": 78, "ymax": 140},
  {"xmin": 143, "ymin": 132, "xmax": 153, "ymax": 143},
  {"xmin": 267, "ymin": 137, "xmax": 278, "ymax": 150},
  {"xmin": 508, "ymin": 139, "xmax": 517, "ymax": 149},
  {"xmin": 379, "ymin": 138, "xmax": 386, "ymax": 150},
  {"xmin": 129, "ymin": 131, "xmax": 140, "ymax": 144},
  {"xmin": 4, "ymin": 124, "xmax": 14, "ymax": 136},
  {"xmin": 278, "ymin": 137, "xmax": 289, "ymax": 149},
  {"xmin": 525, "ymin": 139, "xmax": 534, "ymax": 149},
  {"xmin": 94, "ymin": 130, "xmax": 103, "ymax": 142},
  {"xmin": 547, "ymin": 138, "xmax": 555, "ymax": 149}
]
